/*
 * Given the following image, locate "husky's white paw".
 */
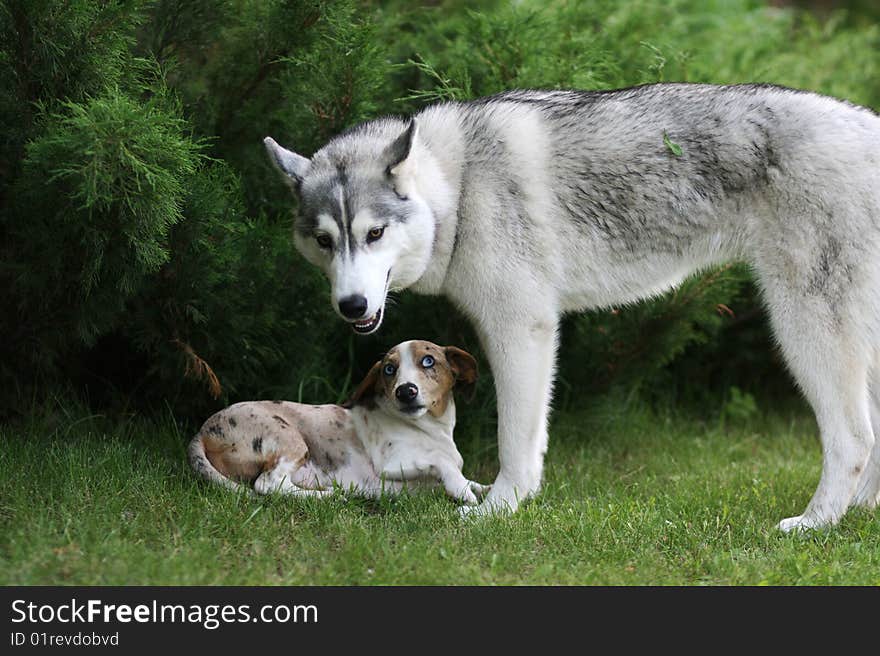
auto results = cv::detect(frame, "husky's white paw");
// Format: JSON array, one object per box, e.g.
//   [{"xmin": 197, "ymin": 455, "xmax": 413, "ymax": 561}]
[
  {"xmin": 776, "ymin": 514, "xmax": 826, "ymax": 533},
  {"xmin": 458, "ymin": 498, "xmax": 514, "ymax": 519}
]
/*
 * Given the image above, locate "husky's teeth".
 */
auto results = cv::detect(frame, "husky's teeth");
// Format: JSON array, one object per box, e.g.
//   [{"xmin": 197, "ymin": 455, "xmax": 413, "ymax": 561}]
[{"xmin": 351, "ymin": 308, "xmax": 382, "ymax": 334}]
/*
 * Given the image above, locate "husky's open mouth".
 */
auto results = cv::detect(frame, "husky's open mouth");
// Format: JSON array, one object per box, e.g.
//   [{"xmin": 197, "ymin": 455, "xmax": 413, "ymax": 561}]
[
  {"xmin": 350, "ymin": 271, "xmax": 391, "ymax": 335},
  {"xmin": 352, "ymin": 308, "xmax": 382, "ymax": 334}
]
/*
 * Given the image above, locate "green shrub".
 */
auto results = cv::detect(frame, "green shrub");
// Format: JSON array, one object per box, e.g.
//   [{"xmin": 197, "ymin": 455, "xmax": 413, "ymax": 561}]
[
  {"xmin": 1, "ymin": 0, "xmax": 878, "ymax": 420},
  {"xmin": 16, "ymin": 88, "xmax": 199, "ymax": 337}
]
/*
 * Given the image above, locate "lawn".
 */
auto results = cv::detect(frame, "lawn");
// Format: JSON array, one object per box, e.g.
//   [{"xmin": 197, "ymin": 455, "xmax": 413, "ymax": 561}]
[{"xmin": 1, "ymin": 398, "xmax": 879, "ymax": 586}]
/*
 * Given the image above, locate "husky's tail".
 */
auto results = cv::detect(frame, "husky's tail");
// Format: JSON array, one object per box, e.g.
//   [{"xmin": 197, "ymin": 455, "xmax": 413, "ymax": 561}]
[{"xmin": 188, "ymin": 434, "xmax": 245, "ymax": 493}]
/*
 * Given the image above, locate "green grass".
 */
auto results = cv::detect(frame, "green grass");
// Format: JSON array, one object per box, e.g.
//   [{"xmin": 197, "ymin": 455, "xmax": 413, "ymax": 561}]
[{"xmin": 1, "ymin": 399, "xmax": 879, "ymax": 585}]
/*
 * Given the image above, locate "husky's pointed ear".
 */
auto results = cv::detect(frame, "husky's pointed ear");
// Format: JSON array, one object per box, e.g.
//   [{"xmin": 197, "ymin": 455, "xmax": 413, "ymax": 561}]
[
  {"xmin": 444, "ymin": 346, "xmax": 478, "ymax": 402},
  {"xmin": 385, "ymin": 119, "xmax": 418, "ymax": 178},
  {"xmin": 341, "ymin": 360, "xmax": 383, "ymax": 409},
  {"xmin": 264, "ymin": 136, "xmax": 311, "ymax": 189}
]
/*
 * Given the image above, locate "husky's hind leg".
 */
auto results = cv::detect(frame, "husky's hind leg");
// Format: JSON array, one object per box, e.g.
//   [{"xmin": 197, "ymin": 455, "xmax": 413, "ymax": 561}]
[
  {"xmin": 851, "ymin": 369, "xmax": 880, "ymax": 509},
  {"xmin": 759, "ymin": 268, "xmax": 874, "ymax": 531},
  {"xmin": 775, "ymin": 341, "xmax": 873, "ymax": 531}
]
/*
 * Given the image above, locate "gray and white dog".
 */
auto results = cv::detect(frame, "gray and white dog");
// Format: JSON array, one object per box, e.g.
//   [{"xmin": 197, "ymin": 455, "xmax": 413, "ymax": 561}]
[{"xmin": 264, "ymin": 83, "xmax": 880, "ymax": 531}]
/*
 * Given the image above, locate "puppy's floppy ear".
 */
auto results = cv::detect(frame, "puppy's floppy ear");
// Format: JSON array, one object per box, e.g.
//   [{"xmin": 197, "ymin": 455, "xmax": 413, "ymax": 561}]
[
  {"xmin": 444, "ymin": 346, "xmax": 478, "ymax": 402},
  {"xmin": 264, "ymin": 136, "xmax": 311, "ymax": 190},
  {"xmin": 342, "ymin": 360, "xmax": 383, "ymax": 409}
]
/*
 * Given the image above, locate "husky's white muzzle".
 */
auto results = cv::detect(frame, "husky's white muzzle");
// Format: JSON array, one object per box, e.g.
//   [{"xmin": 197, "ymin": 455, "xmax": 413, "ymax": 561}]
[{"xmin": 333, "ymin": 266, "xmax": 391, "ymax": 335}]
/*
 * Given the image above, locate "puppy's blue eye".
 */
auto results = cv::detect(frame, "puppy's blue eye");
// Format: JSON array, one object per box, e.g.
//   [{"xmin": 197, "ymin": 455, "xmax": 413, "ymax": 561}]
[
  {"xmin": 421, "ymin": 355, "xmax": 435, "ymax": 368},
  {"xmin": 383, "ymin": 364, "xmax": 397, "ymax": 376}
]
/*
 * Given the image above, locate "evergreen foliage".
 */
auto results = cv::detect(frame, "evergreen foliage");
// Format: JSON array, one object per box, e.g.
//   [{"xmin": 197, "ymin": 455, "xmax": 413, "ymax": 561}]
[{"xmin": 1, "ymin": 0, "xmax": 877, "ymax": 419}]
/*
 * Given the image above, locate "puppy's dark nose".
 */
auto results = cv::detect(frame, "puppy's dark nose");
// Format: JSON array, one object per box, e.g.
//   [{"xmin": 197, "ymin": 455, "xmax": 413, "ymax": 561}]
[
  {"xmin": 338, "ymin": 295, "xmax": 368, "ymax": 320},
  {"xmin": 395, "ymin": 383, "xmax": 419, "ymax": 404}
]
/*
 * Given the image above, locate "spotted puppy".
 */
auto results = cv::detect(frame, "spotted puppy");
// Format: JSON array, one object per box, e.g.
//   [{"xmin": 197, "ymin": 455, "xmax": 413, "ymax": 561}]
[{"xmin": 188, "ymin": 340, "xmax": 488, "ymax": 503}]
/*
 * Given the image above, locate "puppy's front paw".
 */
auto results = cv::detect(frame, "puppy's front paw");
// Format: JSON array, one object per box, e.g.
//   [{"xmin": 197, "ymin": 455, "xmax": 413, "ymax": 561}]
[
  {"xmin": 456, "ymin": 487, "xmax": 479, "ymax": 506},
  {"xmin": 457, "ymin": 479, "xmax": 520, "ymax": 519},
  {"xmin": 468, "ymin": 481, "xmax": 491, "ymax": 500}
]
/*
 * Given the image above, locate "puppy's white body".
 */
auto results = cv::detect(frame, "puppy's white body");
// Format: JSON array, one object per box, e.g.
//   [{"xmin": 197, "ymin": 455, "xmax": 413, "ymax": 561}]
[
  {"xmin": 189, "ymin": 341, "xmax": 485, "ymax": 503},
  {"xmin": 266, "ymin": 83, "xmax": 880, "ymax": 530}
]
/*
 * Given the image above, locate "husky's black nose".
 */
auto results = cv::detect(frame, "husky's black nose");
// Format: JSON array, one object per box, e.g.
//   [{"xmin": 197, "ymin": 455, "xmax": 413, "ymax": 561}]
[
  {"xmin": 338, "ymin": 295, "xmax": 368, "ymax": 320},
  {"xmin": 395, "ymin": 383, "xmax": 419, "ymax": 404}
]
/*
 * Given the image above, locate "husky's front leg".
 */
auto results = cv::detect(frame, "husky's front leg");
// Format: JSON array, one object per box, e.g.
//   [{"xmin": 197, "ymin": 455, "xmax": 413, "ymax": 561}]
[{"xmin": 462, "ymin": 316, "xmax": 559, "ymax": 517}]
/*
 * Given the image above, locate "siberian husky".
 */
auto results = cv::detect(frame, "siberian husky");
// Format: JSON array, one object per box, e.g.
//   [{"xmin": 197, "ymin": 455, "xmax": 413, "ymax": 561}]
[{"xmin": 265, "ymin": 83, "xmax": 880, "ymax": 531}]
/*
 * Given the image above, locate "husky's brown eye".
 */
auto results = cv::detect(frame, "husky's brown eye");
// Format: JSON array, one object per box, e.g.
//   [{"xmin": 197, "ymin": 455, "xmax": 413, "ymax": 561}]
[
  {"xmin": 367, "ymin": 227, "xmax": 385, "ymax": 243},
  {"xmin": 316, "ymin": 234, "xmax": 332, "ymax": 249}
]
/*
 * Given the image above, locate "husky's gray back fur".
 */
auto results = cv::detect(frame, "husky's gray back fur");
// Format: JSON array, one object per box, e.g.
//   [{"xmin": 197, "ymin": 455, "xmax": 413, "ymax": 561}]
[{"xmin": 265, "ymin": 82, "xmax": 880, "ymax": 531}]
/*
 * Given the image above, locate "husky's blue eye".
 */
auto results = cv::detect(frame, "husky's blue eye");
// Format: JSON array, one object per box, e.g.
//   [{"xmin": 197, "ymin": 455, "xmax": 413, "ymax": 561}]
[
  {"xmin": 383, "ymin": 363, "xmax": 397, "ymax": 376},
  {"xmin": 421, "ymin": 355, "xmax": 435, "ymax": 368}
]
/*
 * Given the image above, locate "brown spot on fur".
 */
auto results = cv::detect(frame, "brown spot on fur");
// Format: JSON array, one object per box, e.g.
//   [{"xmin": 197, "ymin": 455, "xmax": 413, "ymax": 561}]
[
  {"xmin": 262, "ymin": 453, "xmax": 281, "ymax": 473},
  {"xmin": 408, "ymin": 341, "xmax": 456, "ymax": 417},
  {"xmin": 203, "ymin": 437, "xmax": 262, "ymax": 482},
  {"xmin": 272, "ymin": 414, "xmax": 290, "ymax": 427},
  {"xmin": 444, "ymin": 345, "xmax": 478, "ymax": 402}
]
